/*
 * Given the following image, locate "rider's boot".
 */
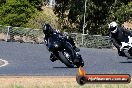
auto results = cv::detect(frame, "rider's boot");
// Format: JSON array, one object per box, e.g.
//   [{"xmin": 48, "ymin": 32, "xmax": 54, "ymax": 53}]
[
  {"xmin": 118, "ymin": 50, "xmax": 126, "ymax": 57},
  {"xmin": 73, "ymin": 46, "xmax": 80, "ymax": 52},
  {"xmin": 50, "ymin": 53, "xmax": 58, "ymax": 62}
]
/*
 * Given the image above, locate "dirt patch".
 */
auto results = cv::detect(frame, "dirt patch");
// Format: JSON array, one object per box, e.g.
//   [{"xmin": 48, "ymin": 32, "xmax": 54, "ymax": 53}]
[
  {"xmin": 0, "ymin": 33, "xmax": 44, "ymax": 44},
  {"xmin": 0, "ymin": 33, "xmax": 6, "ymax": 41},
  {"xmin": 123, "ymin": 22, "xmax": 132, "ymax": 29}
]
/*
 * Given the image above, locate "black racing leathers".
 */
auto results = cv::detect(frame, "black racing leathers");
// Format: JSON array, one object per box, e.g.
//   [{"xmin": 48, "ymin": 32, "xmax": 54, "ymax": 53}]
[
  {"xmin": 44, "ymin": 29, "xmax": 77, "ymax": 61},
  {"xmin": 109, "ymin": 27, "xmax": 132, "ymax": 56},
  {"xmin": 44, "ymin": 30, "xmax": 75, "ymax": 48}
]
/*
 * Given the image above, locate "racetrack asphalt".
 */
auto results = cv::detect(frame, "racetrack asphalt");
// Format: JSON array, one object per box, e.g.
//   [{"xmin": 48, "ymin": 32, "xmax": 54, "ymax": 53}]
[{"xmin": 0, "ymin": 41, "xmax": 132, "ymax": 76}]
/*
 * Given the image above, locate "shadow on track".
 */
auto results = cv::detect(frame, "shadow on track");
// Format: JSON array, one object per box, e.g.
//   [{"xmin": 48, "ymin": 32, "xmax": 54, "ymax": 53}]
[
  {"xmin": 53, "ymin": 67, "xmax": 78, "ymax": 68},
  {"xmin": 120, "ymin": 61, "xmax": 132, "ymax": 63}
]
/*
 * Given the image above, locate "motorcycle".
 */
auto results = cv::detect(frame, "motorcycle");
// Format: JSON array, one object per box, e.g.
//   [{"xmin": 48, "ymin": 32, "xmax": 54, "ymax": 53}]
[
  {"xmin": 45, "ymin": 33, "xmax": 84, "ymax": 67},
  {"xmin": 120, "ymin": 36, "xmax": 132, "ymax": 59}
]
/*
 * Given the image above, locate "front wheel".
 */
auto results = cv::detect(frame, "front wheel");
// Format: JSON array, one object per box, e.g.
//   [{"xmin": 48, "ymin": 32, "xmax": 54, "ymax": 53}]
[{"xmin": 59, "ymin": 51, "xmax": 74, "ymax": 68}]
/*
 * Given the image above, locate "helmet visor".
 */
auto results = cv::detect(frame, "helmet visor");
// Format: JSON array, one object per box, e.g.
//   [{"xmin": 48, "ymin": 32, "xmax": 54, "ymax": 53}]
[
  {"xmin": 110, "ymin": 27, "xmax": 116, "ymax": 31},
  {"xmin": 111, "ymin": 27, "xmax": 117, "ymax": 33}
]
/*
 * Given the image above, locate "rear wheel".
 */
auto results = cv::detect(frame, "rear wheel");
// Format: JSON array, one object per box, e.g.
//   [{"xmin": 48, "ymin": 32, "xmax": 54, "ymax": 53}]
[{"xmin": 74, "ymin": 54, "xmax": 84, "ymax": 67}]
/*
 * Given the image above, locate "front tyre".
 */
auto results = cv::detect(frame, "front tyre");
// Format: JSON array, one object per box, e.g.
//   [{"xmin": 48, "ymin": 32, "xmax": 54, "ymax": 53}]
[{"xmin": 59, "ymin": 51, "xmax": 74, "ymax": 68}]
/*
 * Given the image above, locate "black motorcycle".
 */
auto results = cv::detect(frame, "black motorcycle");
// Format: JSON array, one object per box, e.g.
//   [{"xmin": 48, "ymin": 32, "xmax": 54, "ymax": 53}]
[{"xmin": 45, "ymin": 33, "xmax": 84, "ymax": 68}]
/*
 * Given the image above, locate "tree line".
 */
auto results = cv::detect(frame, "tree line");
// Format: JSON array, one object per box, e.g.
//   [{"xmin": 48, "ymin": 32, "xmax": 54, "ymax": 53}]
[
  {"xmin": 54, "ymin": 0, "xmax": 132, "ymax": 35},
  {"xmin": 0, "ymin": 0, "xmax": 132, "ymax": 35}
]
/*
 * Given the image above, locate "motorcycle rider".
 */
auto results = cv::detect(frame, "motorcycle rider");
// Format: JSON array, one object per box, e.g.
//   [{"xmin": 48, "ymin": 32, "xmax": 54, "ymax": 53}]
[
  {"xmin": 42, "ymin": 23, "xmax": 80, "ymax": 62},
  {"xmin": 109, "ymin": 21, "xmax": 132, "ymax": 57}
]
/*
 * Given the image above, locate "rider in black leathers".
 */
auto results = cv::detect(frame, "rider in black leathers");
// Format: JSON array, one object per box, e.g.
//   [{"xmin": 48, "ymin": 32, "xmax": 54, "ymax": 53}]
[
  {"xmin": 109, "ymin": 21, "xmax": 132, "ymax": 56},
  {"xmin": 42, "ymin": 23, "xmax": 80, "ymax": 62}
]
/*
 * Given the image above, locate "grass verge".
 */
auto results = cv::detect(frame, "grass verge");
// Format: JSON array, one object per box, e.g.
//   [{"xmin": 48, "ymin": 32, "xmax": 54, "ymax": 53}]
[{"xmin": 0, "ymin": 76, "xmax": 131, "ymax": 88}]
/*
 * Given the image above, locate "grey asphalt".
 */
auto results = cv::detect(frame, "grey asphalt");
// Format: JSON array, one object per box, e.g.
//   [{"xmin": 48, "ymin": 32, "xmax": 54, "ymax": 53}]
[{"xmin": 0, "ymin": 41, "xmax": 132, "ymax": 76}]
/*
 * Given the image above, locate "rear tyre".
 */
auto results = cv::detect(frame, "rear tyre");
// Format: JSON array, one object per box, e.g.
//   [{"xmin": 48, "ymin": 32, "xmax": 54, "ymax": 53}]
[
  {"xmin": 128, "ymin": 47, "xmax": 132, "ymax": 56},
  {"xmin": 74, "ymin": 54, "xmax": 84, "ymax": 67},
  {"xmin": 74, "ymin": 58, "xmax": 84, "ymax": 68}
]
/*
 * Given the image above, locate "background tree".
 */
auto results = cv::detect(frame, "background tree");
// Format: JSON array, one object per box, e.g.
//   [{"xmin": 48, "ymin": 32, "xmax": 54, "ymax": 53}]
[
  {"xmin": 0, "ymin": 0, "xmax": 131, "ymax": 35},
  {"xmin": 28, "ymin": 0, "xmax": 43, "ymax": 10},
  {"xmin": 0, "ymin": 0, "xmax": 6, "ymax": 4},
  {"xmin": 25, "ymin": 7, "xmax": 59, "ymax": 29},
  {"xmin": 0, "ymin": 0, "xmax": 36, "ymax": 27},
  {"xmin": 53, "ymin": 0, "xmax": 70, "ymax": 30},
  {"xmin": 54, "ymin": 0, "xmax": 132, "ymax": 35}
]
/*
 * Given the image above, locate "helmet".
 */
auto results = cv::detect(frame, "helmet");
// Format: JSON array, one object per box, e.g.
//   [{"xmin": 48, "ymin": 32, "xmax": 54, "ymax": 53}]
[
  {"xmin": 64, "ymin": 32, "xmax": 68, "ymax": 36},
  {"xmin": 108, "ymin": 21, "xmax": 118, "ymax": 33},
  {"xmin": 63, "ymin": 32, "xmax": 69, "ymax": 38},
  {"xmin": 42, "ymin": 23, "xmax": 53, "ymax": 34}
]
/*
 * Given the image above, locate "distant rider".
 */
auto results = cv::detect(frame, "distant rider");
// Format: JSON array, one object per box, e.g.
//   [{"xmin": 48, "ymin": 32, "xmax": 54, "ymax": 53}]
[
  {"xmin": 109, "ymin": 21, "xmax": 132, "ymax": 57},
  {"xmin": 42, "ymin": 23, "xmax": 80, "ymax": 62}
]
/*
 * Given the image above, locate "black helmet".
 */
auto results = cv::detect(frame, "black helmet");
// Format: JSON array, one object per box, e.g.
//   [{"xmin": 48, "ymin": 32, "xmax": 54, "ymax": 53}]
[
  {"xmin": 108, "ymin": 21, "xmax": 118, "ymax": 33},
  {"xmin": 42, "ymin": 23, "xmax": 53, "ymax": 34}
]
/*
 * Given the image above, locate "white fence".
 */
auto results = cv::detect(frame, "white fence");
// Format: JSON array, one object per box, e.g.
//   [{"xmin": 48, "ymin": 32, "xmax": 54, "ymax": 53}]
[
  {"xmin": 70, "ymin": 33, "xmax": 112, "ymax": 48},
  {"xmin": 0, "ymin": 25, "xmax": 44, "ymax": 44}
]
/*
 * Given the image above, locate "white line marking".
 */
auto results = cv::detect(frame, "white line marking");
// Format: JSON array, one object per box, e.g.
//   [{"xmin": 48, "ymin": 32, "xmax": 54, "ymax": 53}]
[{"xmin": 0, "ymin": 59, "xmax": 9, "ymax": 67}]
